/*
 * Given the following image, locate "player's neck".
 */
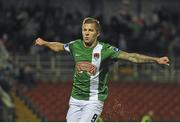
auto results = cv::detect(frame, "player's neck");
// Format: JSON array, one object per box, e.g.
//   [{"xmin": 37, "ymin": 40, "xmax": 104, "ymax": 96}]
[{"xmin": 83, "ymin": 40, "xmax": 97, "ymax": 48}]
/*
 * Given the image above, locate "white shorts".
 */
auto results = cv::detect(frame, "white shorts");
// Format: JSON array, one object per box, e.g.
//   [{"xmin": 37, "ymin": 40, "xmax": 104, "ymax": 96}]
[{"xmin": 66, "ymin": 97, "xmax": 104, "ymax": 122}]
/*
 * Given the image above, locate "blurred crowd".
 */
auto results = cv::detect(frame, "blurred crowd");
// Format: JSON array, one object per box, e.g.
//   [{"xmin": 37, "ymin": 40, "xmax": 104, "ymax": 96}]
[
  {"xmin": 0, "ymin": 3, "xmax": 180, "ymax": 56},
  {"xmin": 0, "ymin": 36, "xmax": 36, "ymax": 121}
]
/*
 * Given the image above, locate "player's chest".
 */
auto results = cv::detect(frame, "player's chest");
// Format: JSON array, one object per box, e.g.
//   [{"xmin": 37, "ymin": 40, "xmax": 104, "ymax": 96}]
[
  {"xmin": 74, "ymin": 49, "xmax": 94, "ymax": 61},
  {"xmin": 73, "ymin": 48, "xmax": 107, "ymax": 62}
]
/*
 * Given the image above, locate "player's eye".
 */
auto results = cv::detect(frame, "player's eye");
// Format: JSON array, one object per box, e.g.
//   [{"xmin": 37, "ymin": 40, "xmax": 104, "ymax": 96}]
[{"xmin": 89, "ymin": 29, "xmax": 94, "ymax": 32}]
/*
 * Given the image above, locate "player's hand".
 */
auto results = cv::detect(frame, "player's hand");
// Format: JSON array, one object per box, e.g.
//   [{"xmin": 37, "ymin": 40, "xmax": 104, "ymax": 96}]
[
  {"xmin": 156, "ymin": 56, "xmax": 170, "ymax": 66},
  {"xmin": 35, "ymin": 38, "xmax": 47, "ymax": 46}
]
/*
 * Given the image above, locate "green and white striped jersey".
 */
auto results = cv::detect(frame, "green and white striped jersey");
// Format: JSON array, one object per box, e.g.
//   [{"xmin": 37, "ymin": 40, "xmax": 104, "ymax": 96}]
[{"xmin": 64, "ymin": 39, "xmax": 121, "ymax": 102}]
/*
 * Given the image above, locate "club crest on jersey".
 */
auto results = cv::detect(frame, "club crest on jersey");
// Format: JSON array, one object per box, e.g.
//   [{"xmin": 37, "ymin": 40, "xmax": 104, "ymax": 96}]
[{"xmin": 93, "ymin": 53, "xmax": 99, "ymax": 60}]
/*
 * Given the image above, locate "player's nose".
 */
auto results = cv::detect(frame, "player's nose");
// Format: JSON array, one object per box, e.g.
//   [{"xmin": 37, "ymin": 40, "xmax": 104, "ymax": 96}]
[{"xmin": 85, "ymin": 33, "xmax": 89, "ymax": 36}]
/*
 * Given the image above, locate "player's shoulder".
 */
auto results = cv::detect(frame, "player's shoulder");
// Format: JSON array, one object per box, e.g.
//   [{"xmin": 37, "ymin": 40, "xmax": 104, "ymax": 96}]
[
  {"xmin": 69, "ymin": 39, "xmax": 81, "ymax": 44},
  {"xmin": 74, "ymin": 39, "xmax": 82, "ymax": 43},
  {"xmin": 67, "ymin": 39, "xmax": 82, "ymax": 47},
  {"xmin": 99, "ymin": 41, "xmax": 120, "ymax": 52},
  {"xmin": 98, "ymin": 41, "xmax": 112, "ymax": 49}
]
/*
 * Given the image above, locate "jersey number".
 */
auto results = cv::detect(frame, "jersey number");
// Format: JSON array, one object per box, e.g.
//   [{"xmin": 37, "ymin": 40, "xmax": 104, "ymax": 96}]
[{"xmin": 91, "ymin": 114, "xmax": 98, "ymax": 122}]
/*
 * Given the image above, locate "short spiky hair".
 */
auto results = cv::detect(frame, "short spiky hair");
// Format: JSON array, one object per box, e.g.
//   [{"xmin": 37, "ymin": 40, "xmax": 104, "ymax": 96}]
[{"xmin": 82, "ymin": 17, "xmax": 101, "ymax": 33}]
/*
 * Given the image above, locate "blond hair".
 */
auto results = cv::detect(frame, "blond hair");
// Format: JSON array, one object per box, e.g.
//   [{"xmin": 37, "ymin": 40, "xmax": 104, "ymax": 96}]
[{"xmin": 82, "ymin": 17, "xmax": 101, "ymax": 33}]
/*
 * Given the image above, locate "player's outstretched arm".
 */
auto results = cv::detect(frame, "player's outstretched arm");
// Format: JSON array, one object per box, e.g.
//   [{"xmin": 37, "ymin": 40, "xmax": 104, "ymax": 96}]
[
  {"xmin": 35, "ymin": 38, "xmax": 65, "ymax": 52},
  {"xmin": 117, "ymin": 51, "xmax": 170, "ymax": 66}
]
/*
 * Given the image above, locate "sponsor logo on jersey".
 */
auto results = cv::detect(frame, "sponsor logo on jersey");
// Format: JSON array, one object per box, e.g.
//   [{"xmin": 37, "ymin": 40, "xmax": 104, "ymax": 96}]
[
  {"xmin": 64, "ymin": 43, "xmax": 69, "ymax": 48},
  {"xmin": 93, "ymin": 53, "xmax": 99, "ymax": 61},
  {"xmin": 76, "ymin": 62, "xmax": 97, "ymax": 75},
  {"xmin": 113, "ymin": 47, "xmax": 120, "ymax": 52}
]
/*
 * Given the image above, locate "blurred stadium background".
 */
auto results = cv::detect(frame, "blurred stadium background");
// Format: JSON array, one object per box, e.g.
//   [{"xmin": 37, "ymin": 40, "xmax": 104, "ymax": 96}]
[{"xmin": 0, "ymin": 0, "xmax": 180, "ymax": 121}]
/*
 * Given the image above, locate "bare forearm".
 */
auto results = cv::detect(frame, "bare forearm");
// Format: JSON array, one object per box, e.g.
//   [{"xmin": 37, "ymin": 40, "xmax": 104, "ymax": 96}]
[
  {"xmin": 128, "ymin": 53, "xmax": 158, "ymax": 63},
  {"xmin": 118, "ymin": 51, "xmax": 158, "ymax": 63},
  {"xmin": 35, "ymin": 38, "xmax": 65, "ymax": 52},
  {"xmin": 43, "ymin": 42, "xmax": 64, "ymax": 52}
]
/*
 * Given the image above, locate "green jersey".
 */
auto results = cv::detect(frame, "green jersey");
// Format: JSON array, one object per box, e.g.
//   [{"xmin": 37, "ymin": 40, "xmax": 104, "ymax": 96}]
[{"xmin": 64, "ymin": 39, "xmax": 121, "ymax": 101}]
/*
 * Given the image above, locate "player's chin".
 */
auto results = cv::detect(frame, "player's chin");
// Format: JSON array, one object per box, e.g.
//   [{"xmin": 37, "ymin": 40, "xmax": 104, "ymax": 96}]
[{"xmin": 84, "ymin": 39, "xmax": 90, "ymax": 44}]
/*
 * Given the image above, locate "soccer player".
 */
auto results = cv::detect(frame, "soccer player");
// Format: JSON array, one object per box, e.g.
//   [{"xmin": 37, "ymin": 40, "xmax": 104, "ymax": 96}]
[{"xmin": 35, "ymin": 17, "xmax": 170, "ymax": 122}]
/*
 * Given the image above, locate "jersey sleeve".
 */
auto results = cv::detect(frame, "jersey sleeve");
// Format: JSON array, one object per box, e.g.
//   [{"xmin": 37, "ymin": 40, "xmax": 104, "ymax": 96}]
[
  {"xmin": 63, "ymin": 41, "xmax": 75, "ymax": 53},
  {"xmin": 105, "ymin": 44, "xmax": 121, "ymax": 59}
]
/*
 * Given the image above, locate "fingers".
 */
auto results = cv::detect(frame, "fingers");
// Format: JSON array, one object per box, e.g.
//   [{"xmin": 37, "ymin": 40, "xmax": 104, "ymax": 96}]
[
  {"xmin": 35, "ymin": 38, "xmax": 39, "ymax": 45},
  {"xmin": 163, "ymin": 57, "xmax": 170, "ymax": 66},
  {"xmin": 34, "ymin": 38, "xmax": 43, "ymax": 45},
  {"xmin": 164, "ymin": 57, "xmax": 170, "ymax": 66},
  {"xmin": 164, "ymin": 58, "xmax": 170, "ymax": 66},
  {"xmin": 158, "ymin": 56, "xmax": 170, "ymax": 66},
  {"xmin": 164, "ymin": 57, "xmax": 170, "ymax": 62}
]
